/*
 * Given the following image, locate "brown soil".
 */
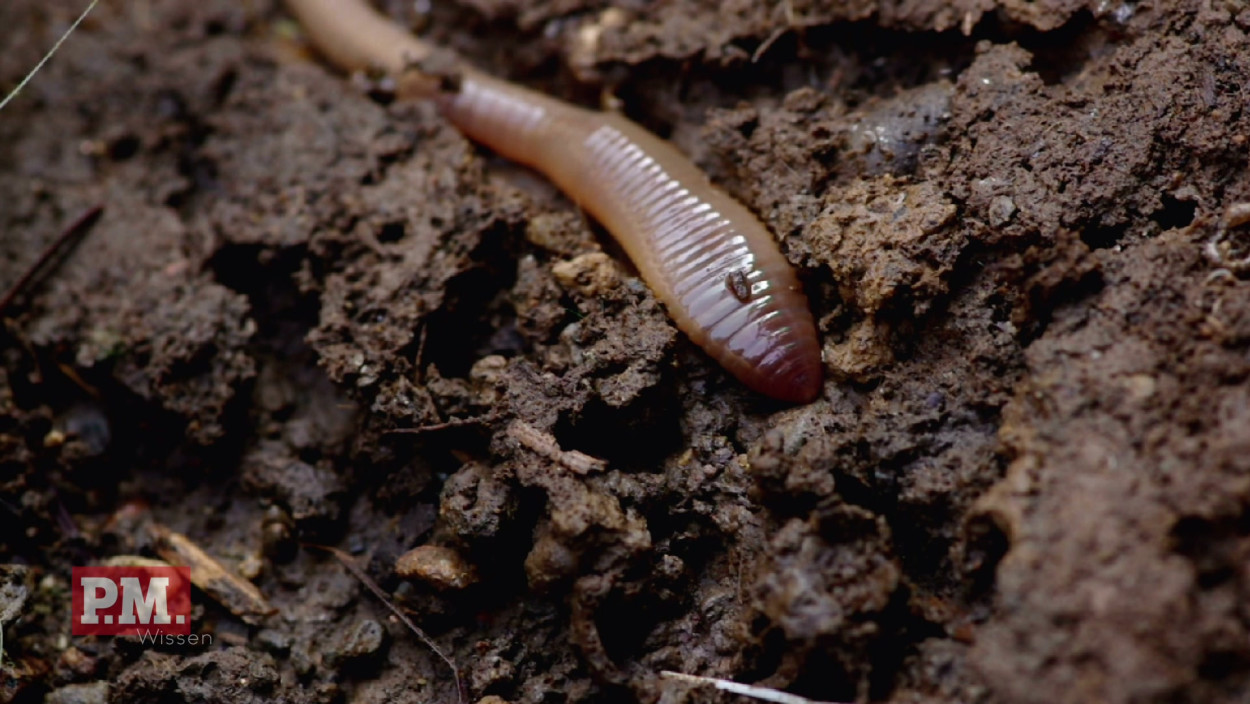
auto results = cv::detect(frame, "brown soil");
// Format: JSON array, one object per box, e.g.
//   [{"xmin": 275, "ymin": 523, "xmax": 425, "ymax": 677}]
[{"xmin": 2, "ymin": 1, "xmax": 1249, "ymax": 703}]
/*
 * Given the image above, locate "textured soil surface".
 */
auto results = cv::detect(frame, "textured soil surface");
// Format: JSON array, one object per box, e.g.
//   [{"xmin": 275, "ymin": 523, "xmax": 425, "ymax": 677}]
[{"xmin": 2, "ymin": 1, "xmax": 1249, "ymax": 703}]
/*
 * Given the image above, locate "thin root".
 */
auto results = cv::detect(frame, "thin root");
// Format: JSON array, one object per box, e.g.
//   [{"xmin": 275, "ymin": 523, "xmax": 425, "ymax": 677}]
[
  {"xmin": 311, "ymin": 544, "xmax": 464, "ymax": 704},
  {"xmin": 385, "ymin": 414, "xmax": 493, "ymax": 436},
  {"xmin": 659, "ymin": 671, "xmax": 851, "ymax": 704}
]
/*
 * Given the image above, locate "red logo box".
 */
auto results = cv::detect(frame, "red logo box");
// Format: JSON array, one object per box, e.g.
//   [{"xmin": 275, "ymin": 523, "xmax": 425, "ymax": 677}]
[{"xmin": 72, "ymin": 566, "xmax": 191, "ymax": 636}]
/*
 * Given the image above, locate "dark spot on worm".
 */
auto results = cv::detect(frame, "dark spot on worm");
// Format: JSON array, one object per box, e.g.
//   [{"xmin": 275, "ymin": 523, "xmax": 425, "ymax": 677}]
[{"xmin": 725, "ymin": 270, "xmax": 752, "ymax": 303}]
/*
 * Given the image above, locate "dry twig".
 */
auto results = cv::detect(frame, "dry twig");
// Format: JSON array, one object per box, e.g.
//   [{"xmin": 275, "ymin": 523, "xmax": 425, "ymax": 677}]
[
  {"xmin": 314, "ymin": 544, "xmax": 465, "ymax": 704},
  {"xmin": 384, "ymin": 414, "xmax": 491, "ymax": 436},
  {"xmin": 0, "ymin": 205, "xmax": 103, "ymax": 316},
  {"xmin": 506, "ymin": 419, "xmax": 606, "ymax": 475},
  {"xmin": 148, "ymin": 523, "xmax": 276, "ymax": 624}
]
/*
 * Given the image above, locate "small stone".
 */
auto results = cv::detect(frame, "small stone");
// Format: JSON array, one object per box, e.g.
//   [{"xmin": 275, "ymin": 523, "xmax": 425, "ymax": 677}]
[
  {"xmin": 524, "ymin": 533, "xmax": 577, "ymax": 592},
  {"xmin": 1224, "ymin": 202, "xmax": 1250, "ymax": 229},
  {"xmin": 59, "ymin": 404, "xmax": 111, "ymax": 457},
  {"xmin": 988, "ymin": 195, "xmax": 1017, "ymax": 226},
  {"xmin": 45, "ymin": 682, "xmax": 109, "ymax": 704},
  {"xmin": 395, "ymin": 545, "xmax": 479, "ymax": 590},
  {"xmin": 551, "ymin": 252, "xmax": 619, "ymax": 297},
  {"xmin": 523, "ymin": 212, "xmax": 567, "ymax": 251},
  {"xmin": 1124, "ymin": 374, "xmax": 1157, "ymax": 401},
  {"xmin": 568, "ymin": 7, "xmax": 629, "ymax": 72},
  {"xmin": 290, "ymin": 643, "xmax": 316, "ymax": 677},
  {"xmin": 254, "ymin": 628, "xmax": 291, "ymax": 655},
  {"xmin": 260, "ymin": 506, "xmax": 295, "ymax": 563},
  {"xmin": 329, "ymin": 619, "xmax": 387, "ymax": 666},
  {"xmin": 236, "ymin": 552, "xmax": 263, "ymax": 580},
  {"xmin": 469, "ymin": 355, "xmax": 507, "ymax": 385},
  {"xmin": 54, "ymin": 646, "xmax": 98, "ymax": 679},
  {"xmin": 0, "ymin": 564, "xmax": 30, "ymax": 624},
  {"xmin": 469, "ymin": 355, "xmax": 508, "ymax": 406}
]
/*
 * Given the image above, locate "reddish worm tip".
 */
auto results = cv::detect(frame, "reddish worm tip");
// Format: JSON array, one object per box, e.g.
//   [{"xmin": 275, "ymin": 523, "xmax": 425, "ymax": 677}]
[{"xmin": 753, "ymin": 345, "xmax": 823, "ymax": 404}]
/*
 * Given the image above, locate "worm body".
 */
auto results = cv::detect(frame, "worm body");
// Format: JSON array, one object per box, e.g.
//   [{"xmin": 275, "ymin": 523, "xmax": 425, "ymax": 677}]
[{"xmin": 285, "ymin": 0, "xmax": 823, "ymax": 402}]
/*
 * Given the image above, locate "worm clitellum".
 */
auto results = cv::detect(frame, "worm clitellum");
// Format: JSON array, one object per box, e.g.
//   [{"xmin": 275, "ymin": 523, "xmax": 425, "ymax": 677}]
[{"xmin": 284, "ymin": 0, "xmax": 823, "ymax": 403}]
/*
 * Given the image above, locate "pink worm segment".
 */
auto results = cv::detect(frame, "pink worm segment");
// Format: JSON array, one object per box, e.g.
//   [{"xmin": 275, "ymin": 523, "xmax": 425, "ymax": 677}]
[{"xmin": 285, "ymin": 0, "xmax": 823, "ymax": 402}]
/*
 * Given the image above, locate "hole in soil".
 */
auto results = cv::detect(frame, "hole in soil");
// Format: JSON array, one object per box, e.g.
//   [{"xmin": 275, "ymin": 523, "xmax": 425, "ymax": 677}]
[
  {"xmin": 109, "ymin": 134, "xmax": 140, "ymax": 160},
  {"xmin": 1198, "ymin": 649, "xmax": 1249, "ymax": 681},
  {"xmin": 207, "ymin": 243, "xmax": 319, "ymax": 353},
  {"xmin": 963, "ymin": 513, "xmax": 1009, "ymax": 597},
  {"xmin": 172, "ymin": 155, "xmax": 220, "ymax": 207},
  {"xmin": 378, "ymin": 220, "xmax": 406, "ymax": 243},
  {"xmin": 891, "ymin": 512, "xmax": 955, "ymax": 585},
  {"xmin": 1170, "ymin": 513, "xmax": 1250, "ymax": 589},
  {"xmin": 553, "ymin": 391, "xmax": 683, "ymax": 467},
  {"xmin": 1172, "ymin": 515, "xmax": 1220, "ymax": 554},
  {"xmin": 597, "ymin": 586, "xmax": 685, "ymax": 665},
  {"xmin": 420, "ymin": 218, "xmax": 523, "ymax": 377},
  {"xmin": 1021, "ymin": 11, "xmax": 1103, "ymax": 86},
  {"xmin": 865, "ymin": 585, "xmax": 949, "ymax": 700},
  {"xmin": 785, "ymin": 651, "xmax": 857, "ymax": 703},
  {"xmin": 1151, "ymin": 193, "xmax": 1197, "ymax": 231},
  {"xmin": 1080, "ymin": 222, "xmax": 1128, "ymax": 250},
  {"xmin": 212, "ymin": 68, "xmax": 238, "ymax": 106},
  {"xmin": 422, "ymin": 275, "xmax": 519, "ymax": 378}
]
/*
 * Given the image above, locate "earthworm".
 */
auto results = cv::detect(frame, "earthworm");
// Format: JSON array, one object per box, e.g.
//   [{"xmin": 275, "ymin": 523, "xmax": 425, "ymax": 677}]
[{"xmin": 284, "ymin": 0, "xmax": 823, "ymax": 402}]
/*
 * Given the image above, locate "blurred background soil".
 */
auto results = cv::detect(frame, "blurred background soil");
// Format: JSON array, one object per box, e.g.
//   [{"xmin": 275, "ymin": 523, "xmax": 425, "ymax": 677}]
[{"xmin": 1, "ymin": 0, "xmax": 1249, "ymax": 702}]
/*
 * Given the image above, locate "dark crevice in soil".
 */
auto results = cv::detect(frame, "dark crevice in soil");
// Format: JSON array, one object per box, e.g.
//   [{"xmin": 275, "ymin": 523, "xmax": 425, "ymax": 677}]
[
  {"xmin": 156, "ymin": 88, "xmax": 223, "ymax": 214},
  {"xmin": 1151, "ymin": 193, "xmax": 1199, "ymax": 232},
  {"xmin": 864, "ymin": 586, "xmax": 951, "ymax": 701},
  {"xmin": 553, "ymin": 392, "xmax": 683, "ymax": 468},
  {"xmin": 961, "ymin": 512, "xmax": 1010, "ymax": 600},
  {"xmin": 1080, "ymin": 221, "xmax": 1130, "ymax": 250},
  {"xmin": 425, "ymin": 224, "xmax": 524, "ymax": 379},
  {"xmin": 1018, "ymin": 11, "xmax": 1111, "ymax": 86},
  {"xmin": 207, "ymin": 243, "xmax": 318, "ymax": 355}
]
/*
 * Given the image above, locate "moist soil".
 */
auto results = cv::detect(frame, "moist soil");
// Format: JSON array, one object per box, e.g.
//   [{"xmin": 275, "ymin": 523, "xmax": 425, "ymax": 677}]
[{"xmin": 2, "ymin": 1, "xmax": 1249, "ymax": 703}]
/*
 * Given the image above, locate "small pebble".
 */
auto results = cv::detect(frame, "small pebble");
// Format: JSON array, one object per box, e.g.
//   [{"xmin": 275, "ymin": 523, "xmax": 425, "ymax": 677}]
[
  {"xmin": 552, "ymin": 252, "xmax": 619, "ymax": 297},
  {"xmin": 254, "ymin": 628, "xmax": 292, "ymax": 655},
  {"xmin": 1224, "ymin": 202, "xmax": 1250, "ymax": 229},
  {"xmin": 44, "ymin": 682, "xmax": 109, "ymax": 704},
  {"xmin": 0, "ymin": 564, "xmax": 30, "ymax": 623},
  {"xmin": 395, "ymin": 545, "xmax": 479, "ymax": 590},
  {"xmin": 330, "ymin": 619, "xmax": 387, "ymax": 665},
  {"xmin": 988, "ymin": 195, "xmax": 1017, "ymax": 226}
]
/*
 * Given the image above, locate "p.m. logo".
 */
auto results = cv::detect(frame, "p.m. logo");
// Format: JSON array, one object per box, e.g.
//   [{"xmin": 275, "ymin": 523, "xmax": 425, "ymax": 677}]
[{"xmin": 71, "ymin": 566, "xmax": 191, "ymax": 636}]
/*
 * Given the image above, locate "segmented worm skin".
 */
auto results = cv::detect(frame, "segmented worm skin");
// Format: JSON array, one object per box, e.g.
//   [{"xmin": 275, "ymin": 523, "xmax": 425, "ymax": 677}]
[
  {"xmin": 441, "ymin": 74, "xmax": 822, "ymax": 402},
  {"xmin": 284, "ymin": 0, "xmax": 823, "ymax": 402}
]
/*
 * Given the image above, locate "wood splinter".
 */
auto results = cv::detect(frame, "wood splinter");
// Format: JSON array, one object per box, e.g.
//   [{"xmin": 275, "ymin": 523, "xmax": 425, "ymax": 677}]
[{"xmin": 506, "ymin": 420, "xmax": 606, "ymax": 475}]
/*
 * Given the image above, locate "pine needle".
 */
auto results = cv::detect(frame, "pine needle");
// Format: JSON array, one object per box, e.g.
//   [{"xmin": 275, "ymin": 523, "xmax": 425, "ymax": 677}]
[{"xmin": 0, "ymin": 0, "xmax": 100, "ymax": 113}]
